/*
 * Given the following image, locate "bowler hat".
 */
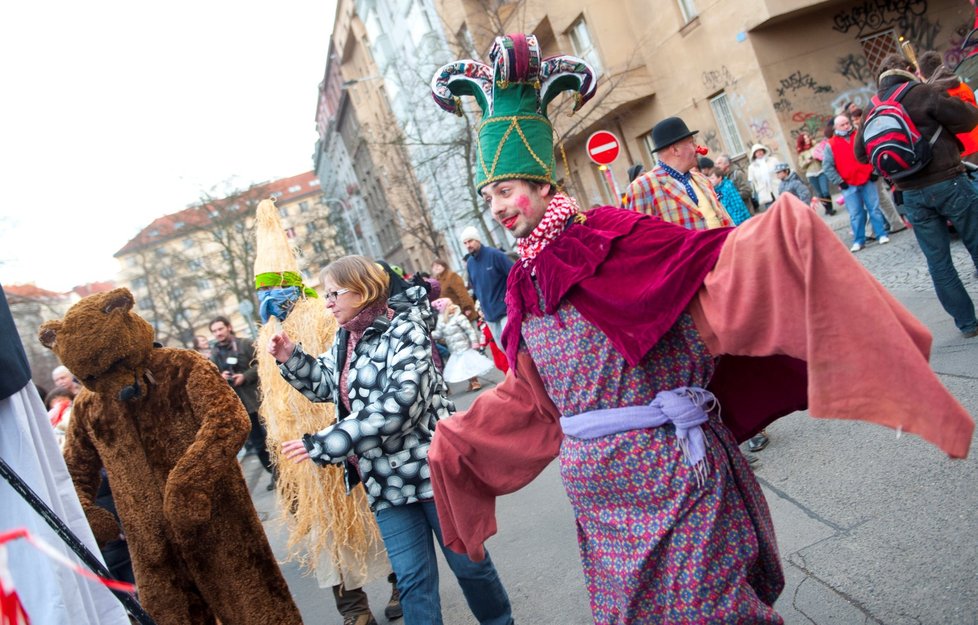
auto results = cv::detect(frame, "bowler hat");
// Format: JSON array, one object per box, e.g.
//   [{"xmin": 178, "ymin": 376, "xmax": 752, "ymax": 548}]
[{"xmin": 650, "ymin": 117, "xmax": 698, "ymax": 152}]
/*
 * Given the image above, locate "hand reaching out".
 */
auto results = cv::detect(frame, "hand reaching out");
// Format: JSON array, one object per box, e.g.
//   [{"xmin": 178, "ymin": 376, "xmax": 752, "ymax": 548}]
[{"xmin": 268, "ymin": 331, "xmax": 296, "ymax": 364}]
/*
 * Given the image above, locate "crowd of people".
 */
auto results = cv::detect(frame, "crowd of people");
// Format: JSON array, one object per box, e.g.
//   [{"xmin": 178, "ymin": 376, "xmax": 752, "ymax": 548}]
[{"xmin": 6, "ymin": 34, "xmax": 977, "ymax": 625}]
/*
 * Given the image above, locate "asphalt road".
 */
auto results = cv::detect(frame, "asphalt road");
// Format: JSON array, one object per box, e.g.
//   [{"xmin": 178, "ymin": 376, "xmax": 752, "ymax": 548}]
[{"xmin": 244, "ymin": 212, "xmax": 978, "ymax": 624}]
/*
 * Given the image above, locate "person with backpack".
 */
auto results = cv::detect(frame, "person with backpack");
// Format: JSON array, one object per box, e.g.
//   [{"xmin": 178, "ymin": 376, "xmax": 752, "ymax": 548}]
[
  {"xmin": 823, "ymin": 114, "xmax": 889, "ymax": 252},
  {"xmin": 855, "ymin": 54, "xmax": 978, "ymax": 339}
]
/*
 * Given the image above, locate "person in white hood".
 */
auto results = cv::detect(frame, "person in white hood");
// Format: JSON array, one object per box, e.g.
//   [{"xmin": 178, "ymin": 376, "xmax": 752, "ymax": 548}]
[{"xmin": 748, "ymin": 144, "xmax": 781, "ymax": 211}]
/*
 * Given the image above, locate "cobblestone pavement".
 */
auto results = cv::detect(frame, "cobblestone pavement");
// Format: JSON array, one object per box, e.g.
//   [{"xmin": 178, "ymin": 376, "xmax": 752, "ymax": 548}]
[{"xmin": 821, "ymin": 210, "xmax": 978, "ymax": 293}]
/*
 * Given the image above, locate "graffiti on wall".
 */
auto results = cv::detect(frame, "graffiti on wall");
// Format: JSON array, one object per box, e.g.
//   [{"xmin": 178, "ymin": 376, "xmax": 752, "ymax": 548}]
[
  {"xmin": 773, "ymin": 97, "xmax": 793, "ymax": 113},
  {"xmin": 749, "ymin": 118, "xmax": 775, "ymax": 141},
  {"xmin": 776, "ymin": 70, "xmax": 833, "ymax": 98},
  {"xmin": 702, "ymin": 66, "xmax": 737, "ymax": 91},
  {"xmin": 788, "ymin": 111, "xmax": 834, "ymax": 140},
  {"xmin": 901, "ymin": 12, "xmax": 942, "ymax": 51},
  {"xmin": 944, "ymin": 24, "xmax": 973, "ymax": 69},
  {"xmin": 830, "ymin": 85, "xmax": 877, "ymax": 113},
  {"xmin": 832, "ymin": 0, "xmax": 928, "ymax": 37},
  {"xmin": 836, "ymin": 54, "xmax": 873, "ymax": 84}
]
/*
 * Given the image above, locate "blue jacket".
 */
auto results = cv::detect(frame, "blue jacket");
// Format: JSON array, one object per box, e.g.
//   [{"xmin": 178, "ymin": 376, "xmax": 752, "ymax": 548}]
[
  {"xmin": 715, "ymin": 178, "xmax": 752, "ymax": 226},
  {"xmin": 465, "ymin": 245, "xmax": 514, "ymax": 322}
]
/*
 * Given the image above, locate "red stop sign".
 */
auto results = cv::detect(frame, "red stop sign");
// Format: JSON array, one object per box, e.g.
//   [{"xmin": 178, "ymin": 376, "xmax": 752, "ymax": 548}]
[{"xmin": 586, "ymin": 131, "xmax": 621, "ymax": 165}]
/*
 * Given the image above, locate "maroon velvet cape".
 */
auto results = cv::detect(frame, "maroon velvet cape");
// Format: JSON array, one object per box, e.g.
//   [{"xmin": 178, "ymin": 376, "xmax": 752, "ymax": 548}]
[{"xmin": 501, "ymin": 206, "xmax": 808, "ymax": 440}]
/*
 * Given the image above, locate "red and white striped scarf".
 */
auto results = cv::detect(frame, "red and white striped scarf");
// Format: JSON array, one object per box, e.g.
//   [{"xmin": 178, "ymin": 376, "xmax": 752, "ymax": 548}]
[{"xmin": 516, "ymin": 193, "xmax": 581, "ymax": 266}]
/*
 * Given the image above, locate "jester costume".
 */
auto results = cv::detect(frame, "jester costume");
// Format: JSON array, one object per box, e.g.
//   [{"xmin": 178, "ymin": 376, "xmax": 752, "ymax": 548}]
[{"xmin": 427, "ymin": 34, "xmax": 973, "ymax": 624}]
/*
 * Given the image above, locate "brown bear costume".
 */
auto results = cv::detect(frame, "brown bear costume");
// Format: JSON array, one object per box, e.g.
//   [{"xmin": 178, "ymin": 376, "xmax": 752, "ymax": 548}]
[{"xmin": 39, "ymin": 288, "xmax": 302, "ymax": 625}]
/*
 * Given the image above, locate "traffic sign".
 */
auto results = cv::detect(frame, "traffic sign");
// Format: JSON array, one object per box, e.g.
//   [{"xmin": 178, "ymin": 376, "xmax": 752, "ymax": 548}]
[{"xmin": 586, "ymin": 131, "xmax": 621, "ymax": 165}]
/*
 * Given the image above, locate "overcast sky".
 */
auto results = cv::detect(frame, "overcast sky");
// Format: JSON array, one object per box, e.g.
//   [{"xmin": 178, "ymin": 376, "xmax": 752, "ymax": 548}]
[{"xmin": 0, "ymin": 1, "xmax": 336, "ymax": 292}]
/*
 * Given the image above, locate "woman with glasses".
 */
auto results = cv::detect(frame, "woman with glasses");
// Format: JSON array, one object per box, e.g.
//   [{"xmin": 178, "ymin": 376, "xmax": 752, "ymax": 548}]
[{"xmin": 268, "ymin": 255, "xmax": 514, "ymax": 625}]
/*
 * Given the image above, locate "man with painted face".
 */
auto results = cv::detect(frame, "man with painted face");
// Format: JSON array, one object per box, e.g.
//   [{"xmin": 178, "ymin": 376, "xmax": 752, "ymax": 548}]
[
  {"xmin": 428, "ymin": 34, "xmax": 974, "ymax": 624},
  {"xmin": 209, "ymin": 315, "xmax": 275, "ymax": 489}
]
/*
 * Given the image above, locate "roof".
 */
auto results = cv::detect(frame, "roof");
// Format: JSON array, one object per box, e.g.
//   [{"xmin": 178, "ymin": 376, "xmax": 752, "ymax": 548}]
[
  {"xmin": 71, "ymin": 281, "xmax": 116, "ymax": 298},
  {"xmin": 4, "ymin": 284, "xmax": 69, "ymax": 300},
  {"xmin": 114, "ymin": 171, "xmax": 320, "ymax": 257}
]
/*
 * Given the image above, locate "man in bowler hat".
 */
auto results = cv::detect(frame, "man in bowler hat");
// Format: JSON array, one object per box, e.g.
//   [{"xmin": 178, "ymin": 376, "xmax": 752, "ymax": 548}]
[{"xmin": 624, "ymin": 116, "xmax": 733, "ymax": 230}]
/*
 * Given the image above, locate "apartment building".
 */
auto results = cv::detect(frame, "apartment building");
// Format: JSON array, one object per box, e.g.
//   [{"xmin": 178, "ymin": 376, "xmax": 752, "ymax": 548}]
[
  {"xmin": 414, "ymin": 0, "xmax": 976, "ymax": 207},
  {"xmin": 114, "ymin": 172, "xmax": 340, "ymax": 346}
]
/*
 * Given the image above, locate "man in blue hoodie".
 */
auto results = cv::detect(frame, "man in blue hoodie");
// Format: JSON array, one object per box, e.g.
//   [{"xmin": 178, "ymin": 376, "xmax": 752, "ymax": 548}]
[{"xmin": 461, "ymin": 225, "xmax": 514, "ymax": 344}]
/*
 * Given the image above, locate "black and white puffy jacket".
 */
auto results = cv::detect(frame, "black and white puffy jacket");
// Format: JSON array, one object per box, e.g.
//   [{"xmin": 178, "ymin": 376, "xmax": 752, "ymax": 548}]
[{"xmin": 279, "ymin": 286, "xmax": 454, "ymax": 511}]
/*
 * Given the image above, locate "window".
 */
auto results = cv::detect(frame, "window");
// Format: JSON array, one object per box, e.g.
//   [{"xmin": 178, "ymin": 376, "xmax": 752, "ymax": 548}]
[
  {"xmin": 197, "ymin": 278, "xmax": 211, "ymax": 290},
  {"xmin": 677, "ymin": 0, "xmax": 698, "ymax": 22},
  {"xmin": 643, "ymin": 132, "xmax": 657, "ymax": 161},
  {"xmin": 406, "ymin": 1, "xmax": 431, "ymax": 46},
  {"xmin": 279, "ymin": 206, "xmax": 289, "ymax": 218},
  {"xmin": 859, "ymin": 31, "xmax": 900, "ymax": 76},
  {"xmin": 182, "ymin": 238, "xmax": 194, "ymax": 249},
  {"xmin": 139, "ymin": 297, "xmax": 153, "ymax": 310},
  {"xmin": 188, "ymin": 258, "xmax": 203, "ymax": 271},
  {"xmin": 312, "ymin": 241, "xmax": 326, "ymax": 253},
  {"xmin": 709, "ymin": 93, "xmax": 746, "ymax": 157},
  {"xmin": 169, "ymin": 287, "xmax": 184, "ymax": 299},
  {"xmin": 299, "ymin": 201, "xmax": 309, "ymax": 213},
  {"xmin": 285, "ymin": 227, "xmax": 296, "ymax": 239},
  {"xmin": 203, "ymin": 300, "xmax": 219, "ymax": 313},
  {"xmin": 161, "ymin": 266, "xmax": 175, "ymax": 278},
  {"xmin": 569, "ymin": 17, "xmax": 602, "ymax": 75},
  {"xmin": 288, "ymin": 185, "xmax": 302, "ymax": 193},
  {"xmin": 174, "ymin": 221, "xmax": 185, "ymax": 230},
  {"xmin": 307, "ymin": 222, "xmax": 318, "ymax": 234}
]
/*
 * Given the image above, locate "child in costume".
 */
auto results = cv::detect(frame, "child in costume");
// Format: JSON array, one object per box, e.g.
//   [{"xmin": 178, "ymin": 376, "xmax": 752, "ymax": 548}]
[
  {"xmin": 428, "ymin": 33, "xmax": 974, "ymax": 624},
  {"xmin": 252, "ymin": 200, "xmax": 397, "ymax": 625},
  {"xmin": 431, "ymin": 297, "xmax": 494, "ymax": 392}
]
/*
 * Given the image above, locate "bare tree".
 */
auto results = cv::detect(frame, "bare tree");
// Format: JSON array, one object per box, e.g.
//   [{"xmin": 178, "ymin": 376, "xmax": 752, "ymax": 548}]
[
  {"xmin": 6, "ymin": 290, "xmax": 67, "ymax": 387},
  {"xmin": 128, "ymin": 247, "xmax": 202, "ymax": 347},
  {"xmin": 173, "ymin": 183, "xmax": 266, "ymax": 324}
]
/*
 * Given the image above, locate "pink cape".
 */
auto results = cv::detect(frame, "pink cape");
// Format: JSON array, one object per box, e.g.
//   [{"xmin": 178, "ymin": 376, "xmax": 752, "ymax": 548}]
[{"xmin": 428, "ymin": 195, "xmax": 974, "ymax": 561}]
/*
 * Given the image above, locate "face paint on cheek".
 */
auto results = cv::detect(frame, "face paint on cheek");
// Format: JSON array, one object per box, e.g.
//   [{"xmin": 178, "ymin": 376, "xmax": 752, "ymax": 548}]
[{"xmin": 516, "ymin": 194, "xmax": 532, "ymax": 215}]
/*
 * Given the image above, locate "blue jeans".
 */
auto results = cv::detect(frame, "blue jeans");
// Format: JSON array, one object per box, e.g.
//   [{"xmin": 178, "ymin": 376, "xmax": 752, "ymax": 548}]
[
  {"xmin": 375, "ymin": 501, "xmax": 514, "ymax": 625},
  {"xmin": 807, "ymin": 172, "xmax": 830, "ymax": 200},
  {"xmin": 901, "ymin": 174, "xmax": 978, "ymax": 333},
  {"xmin": 842, "ymin": 181, "xmax": 888, "ymax": 245}
]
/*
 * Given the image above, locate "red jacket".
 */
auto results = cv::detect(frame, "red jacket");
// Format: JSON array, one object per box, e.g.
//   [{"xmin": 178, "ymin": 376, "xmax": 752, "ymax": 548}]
[
  {"xmin": 829, "ymin": 134, "xmax": 873, "ymax": 186},
  {"xmin": 947, "ymin": 81, "xmax": 978, "ymax": 156}
]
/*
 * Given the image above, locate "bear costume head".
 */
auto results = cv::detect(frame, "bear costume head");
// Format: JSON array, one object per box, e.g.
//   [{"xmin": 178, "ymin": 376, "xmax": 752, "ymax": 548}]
[{"xmin": 39, "ymin": 288, "xmax": 155, "ymax": 401}]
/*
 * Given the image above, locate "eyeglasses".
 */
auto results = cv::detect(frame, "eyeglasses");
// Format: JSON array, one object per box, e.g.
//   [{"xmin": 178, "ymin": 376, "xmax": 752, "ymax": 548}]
[{"xmin": 324, "ymin": 288, "xmax": 351, "ymax": 302}]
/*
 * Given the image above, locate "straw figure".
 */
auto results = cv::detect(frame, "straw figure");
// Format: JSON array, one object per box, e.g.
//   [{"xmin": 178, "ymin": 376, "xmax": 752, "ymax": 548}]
[{"xmin": 252, "ymin": 200, "xmax": 392, "ymax": 617}]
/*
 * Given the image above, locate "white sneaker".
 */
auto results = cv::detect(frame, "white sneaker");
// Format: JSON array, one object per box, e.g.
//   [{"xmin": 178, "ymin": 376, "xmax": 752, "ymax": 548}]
[
  {"xmin": 878, "ymin": 236, "xmax": 890, "ymax": 245},
  {"xmin": 850, "ymin": 242, "xmax": 864, "ymax": 252}
]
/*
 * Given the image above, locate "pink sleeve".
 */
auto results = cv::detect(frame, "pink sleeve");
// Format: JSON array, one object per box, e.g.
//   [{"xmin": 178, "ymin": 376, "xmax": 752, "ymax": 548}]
[
  {"xmin": 429, "ymin": 350, "xmax": 562, "ymax": 560},
  {"xmin": 689, "ymin": 194, "xmax": 973, "ymax": 458}
]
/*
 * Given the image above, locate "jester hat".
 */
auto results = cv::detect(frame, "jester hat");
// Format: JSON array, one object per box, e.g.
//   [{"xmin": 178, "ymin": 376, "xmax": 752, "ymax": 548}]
[{"xmin": 431, "ymin": 33, "xmax": 596, "ymax": 190}]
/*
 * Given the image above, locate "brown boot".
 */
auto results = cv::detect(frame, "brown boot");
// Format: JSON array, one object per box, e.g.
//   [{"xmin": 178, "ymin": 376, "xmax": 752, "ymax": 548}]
[
  {"xmin": 385, "ymin": 583, "xmax": 402, "ymax": 620},
  {"xmin": 342, "ymin": 614, "xmax": 378, "ymax": 625}
]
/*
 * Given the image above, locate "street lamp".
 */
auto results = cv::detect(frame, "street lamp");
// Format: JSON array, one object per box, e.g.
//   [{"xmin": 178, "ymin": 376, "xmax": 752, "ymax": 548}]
[{"xmin": 324, "ymin": 196, "xmax": 364, "ymax": 255}]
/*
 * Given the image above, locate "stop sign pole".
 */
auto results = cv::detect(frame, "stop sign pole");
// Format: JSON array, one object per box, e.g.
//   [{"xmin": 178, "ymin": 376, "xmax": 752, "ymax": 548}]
[{"xmin": 586, "ymin": 131, "xmax": 622, "ymax": 204}]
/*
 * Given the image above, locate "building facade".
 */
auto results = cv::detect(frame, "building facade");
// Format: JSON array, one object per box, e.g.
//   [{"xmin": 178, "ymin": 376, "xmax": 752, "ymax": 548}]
[
  {"xmin": 367, "ymin": 0, "xmax": 972, "ymax": 210},
  {"xmin": 114, "ymin": 171, "xmax": 341, "ymax": 346}
]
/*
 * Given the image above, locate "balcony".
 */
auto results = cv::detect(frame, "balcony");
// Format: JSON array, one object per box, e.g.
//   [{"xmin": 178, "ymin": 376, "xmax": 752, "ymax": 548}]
[{"xmin": 748, "ymin": 0, "xmax": 841, "ymax": 30}]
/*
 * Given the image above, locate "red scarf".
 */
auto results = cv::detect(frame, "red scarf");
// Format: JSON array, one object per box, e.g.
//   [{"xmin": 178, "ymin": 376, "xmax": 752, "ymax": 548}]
[{"xmin": 516, "ymin": 193, "xmax": 581, "ymax": 266}]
